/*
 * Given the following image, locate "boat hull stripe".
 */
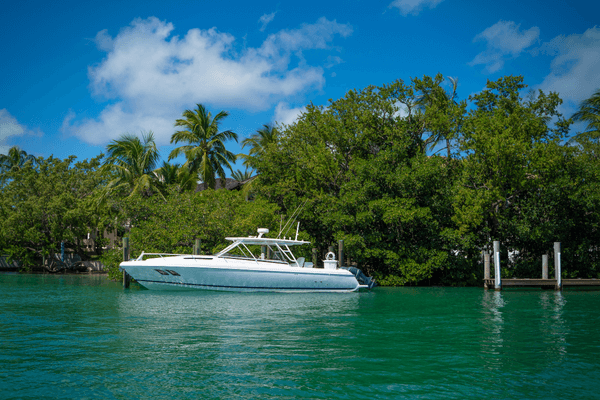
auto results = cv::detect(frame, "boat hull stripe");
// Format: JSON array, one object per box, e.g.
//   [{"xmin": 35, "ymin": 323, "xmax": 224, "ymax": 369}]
[{"xmin": 136, "ymin": 279, "xmax": 356, "ymax": 291}]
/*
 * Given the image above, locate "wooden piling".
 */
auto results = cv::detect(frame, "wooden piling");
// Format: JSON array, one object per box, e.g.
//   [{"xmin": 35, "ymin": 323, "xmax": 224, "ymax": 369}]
[
  {"xmin": 312, "ymin": 248, "xmax": 318, "ymax": 268},
  {"xmin": 261, "ymin": 245, "xmax": 266, "ymax": 260},
  {"xmin": 194, "ymin": 239, "xmax": 201, "ymax": 255},
  {"xmin": 542, "ymin": 254, "xmax": 548, "ymax": 279},
  {"xmin": 123, "ymin": 237, "xmax": 130, "ymax": 289},
  {"xmin": 338, "ymin": 240, "xmax": 344, "ymax": 268},
  {"xmin": 493, "ymin": 241, "xmax": 501, "ymax": 291},
  {"xmin": 484, "ymin": 251, "xmax": 490, "ymax": 289},
  {"xmin": 554, "ymin": 242, "xmax": 562, "ymax": 290}
]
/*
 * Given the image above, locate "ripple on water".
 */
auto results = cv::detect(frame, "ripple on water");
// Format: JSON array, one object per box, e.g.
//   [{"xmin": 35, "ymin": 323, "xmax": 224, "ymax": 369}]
[{"xmin": 1, "ymin": 276, "xmax": 600, "ymax": 399}]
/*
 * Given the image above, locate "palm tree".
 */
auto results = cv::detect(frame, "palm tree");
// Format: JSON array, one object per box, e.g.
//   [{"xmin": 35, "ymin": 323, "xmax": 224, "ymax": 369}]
[
  {"xmin": 572, "ymin": 89, "xmax": 600, "ymax": 138},
  {"xmin": 240, "ymin": 124, "xmax": 279, "ymax": 168},
  {"xmin": 154, "ymin": 161, "xmax": 198, "ymax": 192},
  {"xmin": 102, "ymin": 131, "xmax": 162, "ymax": 198},
  {"xmin": 169, "ymin": 104, "xmax": 238, "ymax": 190},
  {"xmin": 154, "ymin": 161, "xmax": 181, "ymax": 185},
  {"xmin": 231, "ymin": 168, "xmax": 254, "ymax": 182},
  {"xmin": 0, "ymin": 146, "xmax": 36, "ymax": 173}
]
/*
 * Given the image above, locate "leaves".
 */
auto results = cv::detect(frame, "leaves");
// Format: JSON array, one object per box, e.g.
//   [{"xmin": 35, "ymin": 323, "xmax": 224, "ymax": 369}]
[{"xmin": 169, "ymin": 104, "xmax": 238, "ymax": 189}]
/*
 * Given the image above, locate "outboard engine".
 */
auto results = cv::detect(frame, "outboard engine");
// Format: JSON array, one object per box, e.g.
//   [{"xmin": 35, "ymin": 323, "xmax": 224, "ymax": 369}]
[{"xmin": 346, "ymin": 267, "xmax": 377, "ymax": 289}]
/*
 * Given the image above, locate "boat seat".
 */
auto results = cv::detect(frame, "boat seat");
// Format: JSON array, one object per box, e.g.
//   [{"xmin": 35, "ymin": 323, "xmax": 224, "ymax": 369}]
[{"xmin": 295, "ymin": 257, "xmax": 305, "ymax": 268}]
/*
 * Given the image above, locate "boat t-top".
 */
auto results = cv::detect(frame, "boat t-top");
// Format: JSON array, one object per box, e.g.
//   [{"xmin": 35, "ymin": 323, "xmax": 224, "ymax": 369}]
[{"xmin": 120, "ymin": 228, "xmax": 375, "ymax": 292}]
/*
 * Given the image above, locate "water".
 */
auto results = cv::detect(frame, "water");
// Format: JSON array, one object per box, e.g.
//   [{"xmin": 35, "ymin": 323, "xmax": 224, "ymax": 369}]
[{"xmin": 1, "ymin": 274, "xmax": 600, "ymax": 399}]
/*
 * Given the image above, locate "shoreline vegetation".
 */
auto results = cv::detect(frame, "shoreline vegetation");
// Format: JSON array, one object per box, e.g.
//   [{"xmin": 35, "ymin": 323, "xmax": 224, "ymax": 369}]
[{"xmin": 1, "ymin": 75, "xmax": 600, "ymax": 286}]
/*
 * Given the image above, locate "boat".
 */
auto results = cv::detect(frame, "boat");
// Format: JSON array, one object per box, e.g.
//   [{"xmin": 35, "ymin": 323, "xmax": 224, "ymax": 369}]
[{"xmin": 119, "ymin": 228, "xmax": 376, "ymax": 292}]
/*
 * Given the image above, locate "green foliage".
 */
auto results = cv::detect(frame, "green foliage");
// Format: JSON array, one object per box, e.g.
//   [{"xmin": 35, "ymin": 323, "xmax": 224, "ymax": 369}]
[
  {"xmin": 169, "ymin": 104, "xmax": 238, "ymax": 190},
  {"xmin": 101, "ymin": 131, "xmax": 164, "ymax": 199},
  {"xmin": 4, "ymin": 76, "xmax": 600, "ymax": 286},
  {"xmin": 254, "ymin": 78, "xmax": 463, "ymax": 285},
  {"xmin": 98, "ymin": 247, "xmax": 125, "ymax": 281},
  {"xmin": 240, "ymin": 124, "xmax": 279, "ymax": 169},
  {"xmin": 120, "ymin": 189, "xmax": 281, "ymax": 257},
  {"xmin": 231, "ymin": 168, "xmax": 254, "ymax": 182},
  {"xmin": 451, "ymin": 76, "xmax": 600, "ymax": 278},
  {"xmin": 154, "ymin": 161, "xmax": 198, "ymax": 192},
  {"xmin": 0, "ymin": 146, "xmax": 36, "ymax": 174},
  {"xmin": 0, "ymin": 155, "xmax": 108, "ymax": 269},
  {"xmin": 572, "ymin": 88, "xmax": 600, "ymax": 139}
]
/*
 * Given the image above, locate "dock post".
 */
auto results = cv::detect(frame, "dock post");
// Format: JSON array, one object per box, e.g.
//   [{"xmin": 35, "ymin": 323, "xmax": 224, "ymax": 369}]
[
  {"xmin": 493, "ymin": 241, "xmax": 501, "ymax": 291},
  {"xmin": 338, "ymin": 240, "xmax": 344, "ymax": 268},
  {"xmin": 261, "ymin": 245, "xmax": 266, "ymax": 260},
  {"xmin": 312, "ymin": 248, "xmax": 318, "ymax": 268},
  {"xmin": 194, "ymin": 239, "xmax": 201, "ymax": 255},
  {"xmin": 123, "ymin": 237, "xmax": 130, "ymax": 289},
  {"xmin": 554, "ymin": 242, "xmax": 562, "ymax": 290},
  {"xmin": 484, "ymin": 251, "xmax": 491, "ymax": 289},
  {"xmin": 542, "ymin": 254, "xmax": 548, "ymax": 279}
]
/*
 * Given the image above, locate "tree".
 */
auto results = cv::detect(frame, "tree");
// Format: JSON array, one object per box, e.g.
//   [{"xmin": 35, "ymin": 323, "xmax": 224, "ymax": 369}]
[
  {"xmin": 0, "ymin": 146, "xmax": 36, "ymax": 173},
  {"xmin": 0, "ymin": 155, "xmax": 107, "ymax": 269},
  {"xmin": 154, "ymin": 161, "xmax": 197, "ymax": 192},
  {"xmin": 240, "ymin": 124, "xmax": 279, "ymax": 168},
  {"xmin": 231, "ymin": 168, "xmax": 254, "ymax": 182},
  {"xmin": 453, "ymin": 75, "xmax": 573, "ymax": 276},
  {"xmin": 253, "ymin": 78, "xmax": 460, "ymax": 285},
  {"xmin": 414, "ymin": 75, "xmax": 466, "ymax": 158},
  {"xmin": 572, "ymin": 88, "xmax": 600, "ymax": 139},
  {"xmin": 101, "ymin": 131, "xmax": 163, "ymax": 199},
  {"xmin": 169, "ymin": 104, "xmax": 238, "ymax": 190}
]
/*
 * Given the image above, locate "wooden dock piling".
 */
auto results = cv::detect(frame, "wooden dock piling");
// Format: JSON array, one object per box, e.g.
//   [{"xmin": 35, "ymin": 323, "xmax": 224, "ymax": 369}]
[
  {"xmin": 493, "ymin": 241, "xmax": 501, "ymax": 291},
  {"xmin": 194, "ymin": 239, "xmax": 201, "ymax": 256},
  {"xmin": 483, "ymin": 252, "xmax": 490, "ymax": 289},
  {"xmin": 123, "ymin": 237, "xmax": 130, "ymax": 289},
  {"xmin": 542, "ymin": 254, "xmax": 549, "ymax": 279},
  {"xmin": 338, "ymin": 240, "xmax": 344, "ymax": 268},
  {"xmin": 555, "ymin": 242, "xmax": 562, "ymax": 290}
]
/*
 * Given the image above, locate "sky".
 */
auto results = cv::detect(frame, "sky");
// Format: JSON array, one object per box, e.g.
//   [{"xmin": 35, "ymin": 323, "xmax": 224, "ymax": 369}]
[{"xmin": 1, "ymin": 0, "xmax": 599, "ymax": 173}]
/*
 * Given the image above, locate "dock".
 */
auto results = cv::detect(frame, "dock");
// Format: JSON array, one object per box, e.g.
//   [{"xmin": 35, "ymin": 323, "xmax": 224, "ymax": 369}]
[
  {"xmin": 483, "ymin": 241, "xmax": 600, "ymax": 290},
  {"xmin": 483, "ymin": 278, "xmax": 600, "ymax": 289}
]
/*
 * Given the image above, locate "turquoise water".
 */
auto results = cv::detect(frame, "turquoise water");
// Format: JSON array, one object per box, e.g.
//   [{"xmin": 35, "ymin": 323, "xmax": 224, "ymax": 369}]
[{"xmin": 1, "ymin": 274, "xmax": 600, "ymax": 399}]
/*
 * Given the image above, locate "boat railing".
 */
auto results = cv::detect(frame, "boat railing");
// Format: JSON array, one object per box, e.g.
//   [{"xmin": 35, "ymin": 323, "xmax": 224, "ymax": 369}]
[{"xmin": 135, "ymin": 252, "xmax": 189, "ymax": 261}]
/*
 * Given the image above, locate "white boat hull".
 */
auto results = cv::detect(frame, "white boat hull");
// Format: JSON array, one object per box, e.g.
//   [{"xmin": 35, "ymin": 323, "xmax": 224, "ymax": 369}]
[{"xmin": 120, "ymin": 256, "xmax": 364, "ymax": 292}]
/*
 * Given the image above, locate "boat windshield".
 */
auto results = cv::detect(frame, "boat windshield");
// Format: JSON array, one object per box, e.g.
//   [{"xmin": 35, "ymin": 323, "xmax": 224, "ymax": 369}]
[{"xmin": 217, "ymin": 239, "xmax": 301, "ymax": 265}]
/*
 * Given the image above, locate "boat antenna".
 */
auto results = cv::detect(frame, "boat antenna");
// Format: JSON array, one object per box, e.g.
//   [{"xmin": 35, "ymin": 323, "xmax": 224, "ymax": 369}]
[
  {"xmin": 278, "ymin": 200, "xmax": 308, "ymax": 239},
  {"xmin": 279, "ymin": 215, "xmax": 283, "ymax": 236}
]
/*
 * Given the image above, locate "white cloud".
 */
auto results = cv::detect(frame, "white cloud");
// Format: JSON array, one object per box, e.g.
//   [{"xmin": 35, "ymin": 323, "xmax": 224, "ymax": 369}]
[
  {"xmin": 63, "ymin": 16, "xmax": 352, "ymax": 145},
  {"xmin": 469, "ymin": 20, "xmax": 540, "ymax": 73},
  {"xmin": 273, "ymin": 102, "xmax": 306, "ymax": 126},
  {"xmin": 536, "ymin": 26, "xmax": 600, "ymax": 106},
  {"xmin": 259, "ymin": 12, "xmax": 277, "ymax": 32},
  {"xmin": 0, "ymin": 109, "xmax": 26, "ymax": 154},
  {"xmin": 389, "ymin": 0, "xmax": 444, "ymax": 16}
]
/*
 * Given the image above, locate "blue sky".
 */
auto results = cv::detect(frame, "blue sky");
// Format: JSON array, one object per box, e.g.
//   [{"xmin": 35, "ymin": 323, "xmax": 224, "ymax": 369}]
[{"xmin": 1, "ymin": 0, "xmax": 599, "ymax": 172}]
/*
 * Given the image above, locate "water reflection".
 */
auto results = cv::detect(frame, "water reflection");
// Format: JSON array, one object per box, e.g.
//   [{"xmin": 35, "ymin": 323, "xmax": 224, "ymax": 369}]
[
  {"xmin": 539, "ymin": 291, "xmax": 568, "ymax": 359},
  {"xmin": 115, "ymin": 291, "xmax": 362, "ymax": 396},
  {"xmin": 481, "ymin": 290, "xmax": 506, "ymax": 354}
]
